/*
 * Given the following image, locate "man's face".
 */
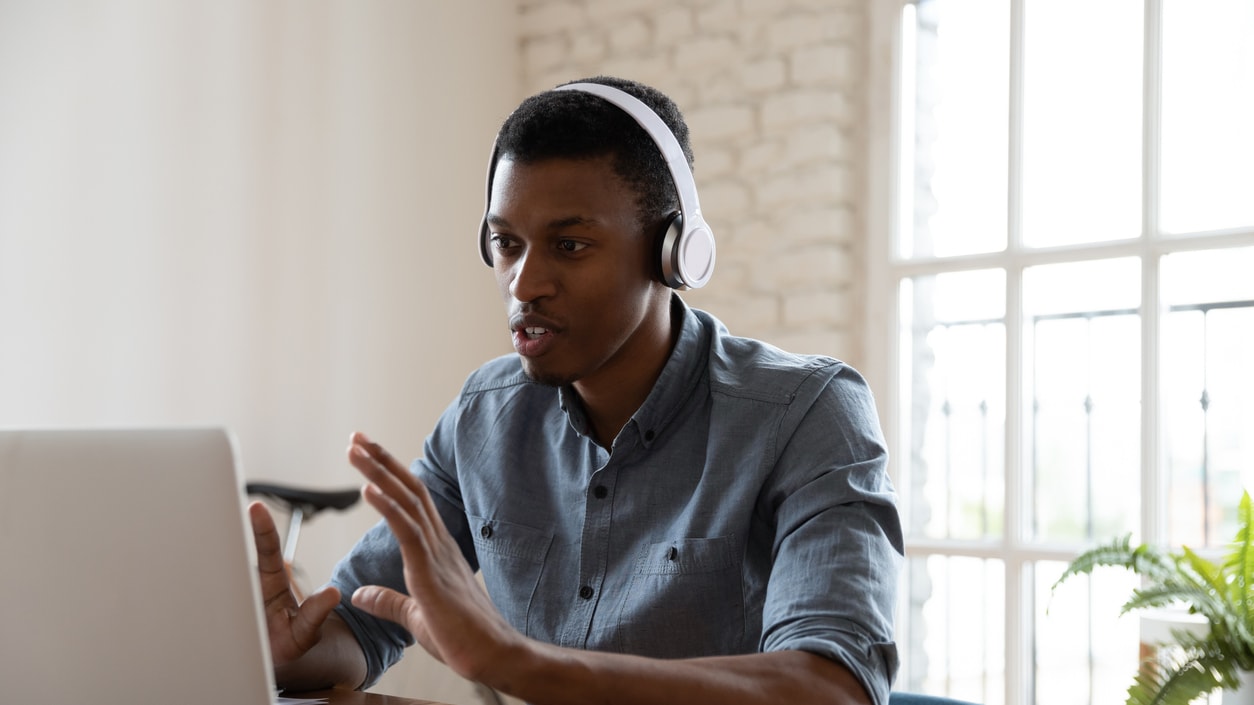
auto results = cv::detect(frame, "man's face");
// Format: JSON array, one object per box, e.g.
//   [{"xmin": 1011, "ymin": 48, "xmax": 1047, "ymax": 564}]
[{"xmin": 484, "ymin": 155, "xmax": 669, "ymax": 390}]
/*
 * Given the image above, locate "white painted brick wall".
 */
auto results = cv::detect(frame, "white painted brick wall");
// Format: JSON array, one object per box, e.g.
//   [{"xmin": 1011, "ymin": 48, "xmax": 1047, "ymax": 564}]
[{"xmin": 513, "ymin": 0, "xmax": 869, "ymax": 367}]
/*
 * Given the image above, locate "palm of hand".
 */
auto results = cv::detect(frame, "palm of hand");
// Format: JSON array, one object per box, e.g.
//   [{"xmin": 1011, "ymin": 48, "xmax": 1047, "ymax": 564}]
[{"xmin": 347, "ymin": 435, "xmax": 526, "ymax": 686}]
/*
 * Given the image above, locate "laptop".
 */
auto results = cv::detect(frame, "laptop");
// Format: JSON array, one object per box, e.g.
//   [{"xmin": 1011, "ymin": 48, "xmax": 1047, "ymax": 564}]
[{"xmin": 0, "ymin": 428, "xmax": 283, "ymax": 705}]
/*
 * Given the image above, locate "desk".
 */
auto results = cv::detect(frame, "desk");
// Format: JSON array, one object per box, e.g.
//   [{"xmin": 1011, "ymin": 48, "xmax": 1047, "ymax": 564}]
[{"xmin": 290, "ymin": 688, "xmax": 452, "ymax": 705}]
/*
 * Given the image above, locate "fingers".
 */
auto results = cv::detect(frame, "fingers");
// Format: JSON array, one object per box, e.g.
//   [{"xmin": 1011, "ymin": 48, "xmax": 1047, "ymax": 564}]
[
  {"xmin": 291, "ymin": 585, "xmax": 341, "ymax": 652},
  {"xmin": 351, "ymin": 585, "xmax": 417, "ymax": 631},
  {"xmin": 348, "ymin": 432, "xmax": 423, "ymax": 495},
  {"xmin": 361, "ymin": 482, "xmax": 432, "ymax": 555},
  {"xmin": 249, "ymin": 502, "xmax": 292, "ymax": 596},
  {"xmin": 349, "ymin": 431, "xmax": 407, "ymax": 474},
  {"xmin": 249, "ymin": 501, "xmax": 281, "ymax": 556},
  {"xmin": 347, "ymin": 432, "xmax": 440, "ymax": 536}
]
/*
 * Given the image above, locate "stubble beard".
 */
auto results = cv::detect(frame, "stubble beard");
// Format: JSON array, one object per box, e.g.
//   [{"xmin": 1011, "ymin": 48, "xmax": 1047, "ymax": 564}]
[{"xmin": 519, "ymin": 359, "xmax": 577, "ymax": 388}]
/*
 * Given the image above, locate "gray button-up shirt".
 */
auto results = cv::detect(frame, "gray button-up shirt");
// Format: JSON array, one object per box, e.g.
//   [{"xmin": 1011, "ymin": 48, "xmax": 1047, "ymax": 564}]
[{"xmin": 330, "ymin": 298, "xmax": 903, "ymax": 704}]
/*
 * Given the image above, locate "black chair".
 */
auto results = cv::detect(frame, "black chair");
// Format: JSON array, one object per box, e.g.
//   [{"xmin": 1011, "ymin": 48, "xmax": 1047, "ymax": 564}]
[{"xmin": 246, "ymin": 482, "xmax": 361, "ymax": 563}]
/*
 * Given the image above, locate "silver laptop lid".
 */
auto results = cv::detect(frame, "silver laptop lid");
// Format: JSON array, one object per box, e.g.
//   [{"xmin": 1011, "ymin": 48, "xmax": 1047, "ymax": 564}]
[{"xmin": 0, "ymin": 427, "xmax": 275, "ymax": 705}]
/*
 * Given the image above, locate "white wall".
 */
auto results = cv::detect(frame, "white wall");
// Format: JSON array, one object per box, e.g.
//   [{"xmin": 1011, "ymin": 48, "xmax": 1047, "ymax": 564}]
[
  {"xmin": 516, "ymin": 0, "xmax": 872, "ymax": 369},
  {"xmin": 0, "ymin": 2, "xmax": 514, "ymax": 701}
]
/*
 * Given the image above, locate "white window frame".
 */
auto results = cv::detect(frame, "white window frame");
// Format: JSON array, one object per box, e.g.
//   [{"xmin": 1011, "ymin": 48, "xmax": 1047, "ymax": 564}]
[{"xmin": 865, "ymin": 1, "xmax": 1254, "ymax": 703}]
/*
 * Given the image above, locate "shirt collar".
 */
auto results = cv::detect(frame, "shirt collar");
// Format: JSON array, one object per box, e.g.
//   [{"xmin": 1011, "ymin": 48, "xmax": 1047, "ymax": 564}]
[{"xmin": 559, "ymin": 294, "xmax": 707, "ymax": 450}]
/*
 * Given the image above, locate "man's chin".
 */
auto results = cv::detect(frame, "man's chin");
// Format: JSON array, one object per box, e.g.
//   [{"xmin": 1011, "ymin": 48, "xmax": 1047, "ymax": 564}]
[{"xmin": 519, "ymin": 360, "xmax": 576, "ymax": 388}]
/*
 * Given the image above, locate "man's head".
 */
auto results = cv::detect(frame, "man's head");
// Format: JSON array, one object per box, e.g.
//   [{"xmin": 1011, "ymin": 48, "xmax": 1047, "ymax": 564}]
[
  {"xmin": 481, "ymin": 77, "xmax": 696, "ymax": 403},
  {"xmin": 492, "ymin": 76, "xmax": 693, "ymax": 234}
]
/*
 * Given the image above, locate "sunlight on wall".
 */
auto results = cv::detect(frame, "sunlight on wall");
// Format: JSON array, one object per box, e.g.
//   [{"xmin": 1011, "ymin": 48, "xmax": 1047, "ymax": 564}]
[{"xmin": 0, "ymin": 3, "xmax": 514, "ymax": 701}]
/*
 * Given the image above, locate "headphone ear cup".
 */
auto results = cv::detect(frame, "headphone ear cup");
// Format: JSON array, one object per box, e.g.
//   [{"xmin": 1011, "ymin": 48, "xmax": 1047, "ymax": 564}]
[
  {"xmin": 479, "ymin": 219, "xmax": 493, "ymax": 267},
  {"xmin": 657, "ymin": 212, "xmax": 685, "ymax": 289},
  {"xmin": 657, "ymin": 211, "xmax": 716, "ymax": 290},
  {"xmin": 479, "ymin": 143, "xmax": 499, "ymax": 268}
]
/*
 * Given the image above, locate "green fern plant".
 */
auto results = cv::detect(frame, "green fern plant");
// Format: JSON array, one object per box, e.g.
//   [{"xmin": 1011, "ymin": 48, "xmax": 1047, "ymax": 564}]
[{"xmin": 1052, "ymin": 491, "xmax": 1254, "ymax": 705}]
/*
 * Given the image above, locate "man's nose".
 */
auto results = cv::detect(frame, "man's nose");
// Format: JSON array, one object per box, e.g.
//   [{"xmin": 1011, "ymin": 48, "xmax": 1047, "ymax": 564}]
[{"xmin": 508, "ymin": 250, "xmax": 557, "ymax": 302}]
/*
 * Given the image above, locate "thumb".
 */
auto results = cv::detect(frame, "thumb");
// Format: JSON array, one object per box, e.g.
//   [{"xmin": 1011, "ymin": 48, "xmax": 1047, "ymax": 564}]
[
  {"xmin": 291, "ymin": 585, "xmax": 340, "ymax": 651},
  {"xmin": 352, "ymin": 585, "xmax": 416, "ymax": 627}
]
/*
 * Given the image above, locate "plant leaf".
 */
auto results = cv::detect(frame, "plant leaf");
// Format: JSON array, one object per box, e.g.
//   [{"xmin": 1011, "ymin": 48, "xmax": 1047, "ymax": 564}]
[
  {"xmin": 1052, "ymin": 535, "xmax": 1177, "ymax": 593},
  {"xmin": 1229, "ymin": 492, "xmax": 1254, "ymax": 638},
  {"xmin": 1123, "ymin": 581, "xmax": 1223, "ymax": 617},
  {"xmin": 1181, "ymin": 546, "xmax": 1223, "ymax": 596},
  {"xmin": 1126, "ymin": 660, "xmax": 1219, "ymax": 705},
  {"xmin": 1057, "ymin": 491, "xmax": 1254, "ymax": 703}
]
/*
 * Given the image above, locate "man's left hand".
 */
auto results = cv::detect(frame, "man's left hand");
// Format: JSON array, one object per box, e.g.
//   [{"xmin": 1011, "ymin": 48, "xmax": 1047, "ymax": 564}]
[{"xmin": 346, "ymin": 431, "xmax": 526, "ymax": 686}]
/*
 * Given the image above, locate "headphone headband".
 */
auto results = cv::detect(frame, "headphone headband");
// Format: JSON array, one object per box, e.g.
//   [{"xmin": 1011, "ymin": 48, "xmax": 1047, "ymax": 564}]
[{"xmin": 479, "ymin": 82, "xmax": 716, "ymax": 289}]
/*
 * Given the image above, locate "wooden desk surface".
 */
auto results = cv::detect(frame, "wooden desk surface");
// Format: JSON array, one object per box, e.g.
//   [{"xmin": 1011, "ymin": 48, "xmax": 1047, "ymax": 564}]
[{"xmin": 289, "ymin": 687, "xmax": 452, "ymax": 705}]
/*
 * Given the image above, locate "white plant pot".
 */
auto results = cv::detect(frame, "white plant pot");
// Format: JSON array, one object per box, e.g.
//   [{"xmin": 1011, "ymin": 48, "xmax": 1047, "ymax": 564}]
[{"xmin": 1223, "ymin": 669, "xmax": 1254, "ymax": 705}]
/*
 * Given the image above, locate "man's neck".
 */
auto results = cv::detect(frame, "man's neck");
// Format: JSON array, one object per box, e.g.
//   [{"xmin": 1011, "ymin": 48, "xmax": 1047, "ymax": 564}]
[{"xmin": 572, "ymin": 298, "xmax": 681, "ymax": 448}]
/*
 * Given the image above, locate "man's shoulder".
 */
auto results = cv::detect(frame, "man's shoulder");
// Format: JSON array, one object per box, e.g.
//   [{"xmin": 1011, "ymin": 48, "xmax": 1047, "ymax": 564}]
[
  {"xmin": 694, "ymin": 309, "xmax": 852, "ymax": 403},
  {"xmin": 460, "ymin": 353, "xmax": 531, "ymax": 396}
]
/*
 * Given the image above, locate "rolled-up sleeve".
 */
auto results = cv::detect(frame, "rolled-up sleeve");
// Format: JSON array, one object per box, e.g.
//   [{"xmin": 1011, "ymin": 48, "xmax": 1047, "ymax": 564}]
[{"xmin": 759, "ymin": 368, "xmax": 904, "ymax": 705}]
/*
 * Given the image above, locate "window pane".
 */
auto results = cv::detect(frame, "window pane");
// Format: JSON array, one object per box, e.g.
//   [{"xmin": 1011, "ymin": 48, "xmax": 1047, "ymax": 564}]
[
  {"xmin": 900, "ymin": 270, "xmax": 1006, "ymax": 541},
  {"xmin": 1161, "ymin": 247, "xmax": 1254, "ymax": 547},
  {"xmin": 1021, "ymin": 0, "xmax": 1142, "ymax": 247},
  {"xmin": 901, "ymin": 0, "xmax": 1009, "ymax": 259},
  {"xmin": 1036, "ymin": 561, "xmax": 1141, "ymax": 705},
  {"xmin": 1160, "ymin": 0, "xmax": 1254, "ymax": 234},
  {"xmin": 1025, "ymin": 259, "xmax": 1141, "ymax": 542},
  {"xmin": 899, "ymin": 556, "xmax": 1005, "ymax": 705}
]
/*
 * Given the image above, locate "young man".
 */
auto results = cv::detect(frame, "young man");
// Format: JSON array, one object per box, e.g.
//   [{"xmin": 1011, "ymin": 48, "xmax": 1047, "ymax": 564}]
[{"xmin": 250, "ymin": 76, "xmax": 903, "ymax": 705}]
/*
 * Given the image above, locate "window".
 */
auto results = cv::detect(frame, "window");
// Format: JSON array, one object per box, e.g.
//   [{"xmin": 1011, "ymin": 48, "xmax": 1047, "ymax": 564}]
[{"xmin": 867, "ymin": 2, "xmax": 1254, "ymax": 703}]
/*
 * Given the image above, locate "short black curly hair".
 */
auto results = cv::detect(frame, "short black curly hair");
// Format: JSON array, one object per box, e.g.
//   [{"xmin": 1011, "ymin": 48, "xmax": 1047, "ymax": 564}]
[{"xmin": 492, "ymin": 76, "xmax": 694, "ymax": 231}]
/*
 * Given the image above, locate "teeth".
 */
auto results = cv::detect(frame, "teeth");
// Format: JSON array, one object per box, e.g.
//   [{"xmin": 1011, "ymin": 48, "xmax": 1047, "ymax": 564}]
[{"xmin": 525, "ymin": 327, "xmax": 548, "ymax": 339}]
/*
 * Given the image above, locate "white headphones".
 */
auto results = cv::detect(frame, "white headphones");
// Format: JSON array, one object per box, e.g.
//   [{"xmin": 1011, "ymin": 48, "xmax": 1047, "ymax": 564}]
[{"xmin": 478, "ymin": 82, "xmax": 716, "ymax": 290}]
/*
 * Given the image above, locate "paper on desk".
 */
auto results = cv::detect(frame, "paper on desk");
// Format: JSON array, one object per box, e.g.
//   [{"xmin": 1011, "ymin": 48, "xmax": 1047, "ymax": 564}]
[{"xmin": 275, "ymin": 696, "xmax": 328, "ymax": 704}]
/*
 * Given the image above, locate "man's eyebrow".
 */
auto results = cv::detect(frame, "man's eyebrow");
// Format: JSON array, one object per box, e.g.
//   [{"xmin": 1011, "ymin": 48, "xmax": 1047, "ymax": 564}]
[
  {"xmin": 484, "ymin": 214, "xmax": 599, "ymax": 231},
  {"xmin": 547, "ymin": 215, "xmax": 597, "ymax": 230}
]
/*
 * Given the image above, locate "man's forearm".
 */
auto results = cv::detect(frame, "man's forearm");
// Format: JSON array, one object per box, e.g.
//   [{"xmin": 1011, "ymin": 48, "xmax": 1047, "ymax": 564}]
[
  {"xmin": 488, "ymin": 646, "xmax": 871, "ymax": 705},
  {"xmin": 273, "ymin": 613, "xmax": 369, "ymax": 693}
]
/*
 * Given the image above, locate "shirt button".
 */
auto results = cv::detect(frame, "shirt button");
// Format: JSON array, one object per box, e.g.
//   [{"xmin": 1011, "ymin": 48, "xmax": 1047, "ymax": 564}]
[
  {"xmin": 593, "ymin": 485, "xmax": 608, "ymax": 499},
  {"xmin": 644, "ymin": 429, "xmax": 655, "ymax": 442},
  {"xmin": 666, "ymin": 546, "xmax": 678, "ymax": 561},
  {"xmin": 480, "ymin": 525, "xmax": 493, "ymax": 539},
  {"xmin": 578, "ymin": 585, "xmax": 594, "ymax": 600}
]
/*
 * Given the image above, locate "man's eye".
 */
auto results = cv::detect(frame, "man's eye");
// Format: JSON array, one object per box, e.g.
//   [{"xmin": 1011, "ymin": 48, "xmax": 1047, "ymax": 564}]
[
  {"xmin": 491, "ymin": 234, "xmax": 516, "ymax": 250},
  {"xmin": 557, "ymin": 239, "xmax": 587, "ymax": 253}
]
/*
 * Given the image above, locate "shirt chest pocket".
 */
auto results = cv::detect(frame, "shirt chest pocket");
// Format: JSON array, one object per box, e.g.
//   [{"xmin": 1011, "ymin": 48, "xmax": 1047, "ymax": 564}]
[
  {"xmin": 614, "ymin": 535, "xmax": 746, "ymax": 658},
  {"xmin": 468, "ymin": 514, "xmax": 553, "ymax": 634}
]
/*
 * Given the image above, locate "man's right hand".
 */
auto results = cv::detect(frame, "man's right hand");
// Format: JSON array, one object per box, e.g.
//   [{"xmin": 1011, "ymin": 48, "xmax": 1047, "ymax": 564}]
[{"xmin": 248, "ymin": 501, "xmax": 342, "ymax": 667}]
